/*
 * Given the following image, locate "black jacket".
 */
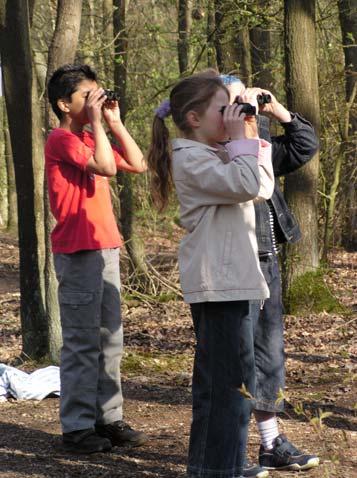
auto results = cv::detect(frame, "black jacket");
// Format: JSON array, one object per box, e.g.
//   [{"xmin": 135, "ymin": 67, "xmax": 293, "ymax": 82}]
[{"xmin": 256, "ymin": 113, "xmax": 319, "ymax": 254}]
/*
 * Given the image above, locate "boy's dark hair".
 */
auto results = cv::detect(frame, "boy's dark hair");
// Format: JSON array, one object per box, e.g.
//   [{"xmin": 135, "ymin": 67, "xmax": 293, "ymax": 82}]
[{"xmin": 47, "ymin": 64, "xmax": 97, "ymax": 120}]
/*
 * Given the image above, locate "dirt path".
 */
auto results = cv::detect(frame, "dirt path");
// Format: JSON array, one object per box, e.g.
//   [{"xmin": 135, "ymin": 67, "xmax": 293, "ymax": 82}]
[{"xmin": 0, "ymin": 232, "xmax": 356, "ymax": 477}]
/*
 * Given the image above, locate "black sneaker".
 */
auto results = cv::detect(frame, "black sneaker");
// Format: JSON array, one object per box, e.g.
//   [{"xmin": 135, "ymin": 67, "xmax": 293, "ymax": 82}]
[
  {"xmin": 96, "ymin": 420, "xmax": 148, "ymax": 447},
  {"xmin": 63, "ymin": 428, "xmax": 112, "ymax": 454},
  {"xmin": 259, "ymin": 434, "xmax": 319, "ymax": 471},
  {"xmin": 243, "ymin": 460, "xmax": 269, "ymax": 477}
]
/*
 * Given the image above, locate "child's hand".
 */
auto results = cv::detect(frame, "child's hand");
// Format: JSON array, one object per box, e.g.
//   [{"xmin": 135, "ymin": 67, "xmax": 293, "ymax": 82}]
[
  {"xmin": 85, "ymin": 87, "xmax": 106, "ymax": 124},
  {"xmin": 102, "ymin": 99, "xmax": 122, "ymax": 125},
  {"xmin": 223, "ymin": 103, "xmax": 258, "ymax": 140}
]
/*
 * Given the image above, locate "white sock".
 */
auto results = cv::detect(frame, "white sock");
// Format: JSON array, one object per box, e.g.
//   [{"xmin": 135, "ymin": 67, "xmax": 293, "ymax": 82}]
[{"xmin": 257, "ymin": 416, "xmax": 279, "ymax": 450}]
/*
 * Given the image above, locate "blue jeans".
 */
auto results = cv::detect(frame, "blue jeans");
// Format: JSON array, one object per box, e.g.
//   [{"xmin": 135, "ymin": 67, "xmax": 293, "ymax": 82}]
[
  {"xmin": 187, "ymin": 301, "xmax": 255, "ymax": 478},
  {"xmin": 251, "ymin": 254, "xmax": 285, "ymax": 412}
]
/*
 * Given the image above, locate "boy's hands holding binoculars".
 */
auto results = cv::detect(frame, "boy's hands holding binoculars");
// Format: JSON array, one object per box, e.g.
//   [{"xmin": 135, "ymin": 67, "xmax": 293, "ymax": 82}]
[{"xmin": 241, "ymin": 87, "xmax": 291, "ymax": 123}]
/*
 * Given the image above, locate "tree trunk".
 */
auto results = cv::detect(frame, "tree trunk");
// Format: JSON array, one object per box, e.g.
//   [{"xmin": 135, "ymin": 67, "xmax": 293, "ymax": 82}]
[
  {"xmin": 214, "ymin": 0, "xmax": 252, "ymax": 83},
  {"xmin": 338, "ymin": 0, "xmax": 357, "ymax": 251},
  {"xmin": 113, "ymin": 0, "xmax": 150, "ymax": 292},
  {"xmin": 0, "ymin": 96, "xmax": 7, "ymax": 228},
  {"xmin": 113, "ymin": 0, "xmax": 128, "ymax": 120},
  {"xmin": 206, "ymin": 0, "xmax": 217, "ymax": 69},
  {"xmin": 250, "ymin": 2, "xmax": 275, "ymax": 90},
  {"xmin": 282, "ymin": 0, "xmax": 320, "ymax": 300},
  {"xmin": 338, "ymin": 0, "xmax": 357, "ymax": 133},
  {"xmin": 177, "ymin": 0, "xmax": 193, "ymax": 74},
  {"xmin": 103, "ymin": 0, "xmax": 114, "ymax": 82},
  {"xmin": 5, "ymin": 126, "xmax": 17, "ymax": 232},
  {"xmin": 44, "ymin": 0, "xmax": 83, "ymax": 362},
  {"xmin": 236, "ymin": 26, "xmax": 252, "ymax": 86},
  {"xmin": 0, "ymin": 0, "xmax": 47, "ymax": 358}
]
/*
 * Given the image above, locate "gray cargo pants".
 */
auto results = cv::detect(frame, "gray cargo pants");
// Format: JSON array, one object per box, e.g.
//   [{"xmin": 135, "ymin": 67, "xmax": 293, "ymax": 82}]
[{"xmin": 54, "ymin": 248, "xmax": 123, "ymax": 433}]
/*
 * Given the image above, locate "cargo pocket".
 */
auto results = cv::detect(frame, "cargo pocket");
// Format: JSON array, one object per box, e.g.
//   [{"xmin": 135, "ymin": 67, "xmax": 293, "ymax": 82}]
[{"xmin": 59, "ymin": 290, "xmax": 97, "ymax": 328}]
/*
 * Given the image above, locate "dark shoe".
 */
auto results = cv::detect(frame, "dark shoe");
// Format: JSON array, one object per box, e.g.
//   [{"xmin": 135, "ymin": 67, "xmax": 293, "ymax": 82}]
[
  {"xmin": 63, "ymin": 428, "xmax": 112, "ymax": 454},
  {"xmin": 259, "ymin": 434, "xmax": 319, "ymax": 471},
  {"xmin": 243, "ymin": 460, "xmax": 269, "ymax": 477},
  {"xmin": 96, "ymin": 420, "xmax": 148, "ymax": 447}
]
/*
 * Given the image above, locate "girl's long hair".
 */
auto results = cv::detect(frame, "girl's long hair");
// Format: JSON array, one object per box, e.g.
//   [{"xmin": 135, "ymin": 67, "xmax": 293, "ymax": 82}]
[{"xmin": 147, "ymin": 70, "xmax": 228, "ymax": 211}]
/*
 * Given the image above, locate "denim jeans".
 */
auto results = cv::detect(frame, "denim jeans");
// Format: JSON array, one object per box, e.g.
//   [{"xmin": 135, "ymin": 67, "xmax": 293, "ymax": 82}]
[
  {"xmin": 187, "ymin": 301, "xmax": 255, "ymax": 478},
  {"xmin": 251, "ymin": 253, "xmax": 285, "ymax": 412}
]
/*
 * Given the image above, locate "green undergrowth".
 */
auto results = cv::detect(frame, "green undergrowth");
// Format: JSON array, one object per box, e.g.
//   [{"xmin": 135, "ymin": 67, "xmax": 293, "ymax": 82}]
[
  {"xmin": 287, "ymin": 268, "xmax": 347, "ymax": 315},
  {"xmin": 122, "ymin": 349, "xmax": 192, "ymax": 377}
]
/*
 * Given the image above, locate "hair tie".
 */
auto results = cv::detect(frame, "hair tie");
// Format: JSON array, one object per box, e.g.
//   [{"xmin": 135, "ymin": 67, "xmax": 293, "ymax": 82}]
[
  {"xmin": 155, "ymin": 99, "xmax": 171, "ymax": 119},
  {"xmin": 219, "ymin": 74, "xmax": 242, "ymax": 86}
]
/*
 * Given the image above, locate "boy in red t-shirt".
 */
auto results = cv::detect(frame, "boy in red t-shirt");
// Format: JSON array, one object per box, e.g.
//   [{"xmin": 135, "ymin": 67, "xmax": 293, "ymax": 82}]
[{"xmin": 46, "ymin": 64, "xmax": 147, "ymax": 454}]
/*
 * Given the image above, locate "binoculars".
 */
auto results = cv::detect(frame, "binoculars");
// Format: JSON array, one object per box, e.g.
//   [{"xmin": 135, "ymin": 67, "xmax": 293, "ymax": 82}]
[
  {"xmin": 103, "ymin": 89, "xmax": 120, "ymax": 102},
  {"xmin": 220, "ymin": 93, "xmax": 271, "ymax": 116}
]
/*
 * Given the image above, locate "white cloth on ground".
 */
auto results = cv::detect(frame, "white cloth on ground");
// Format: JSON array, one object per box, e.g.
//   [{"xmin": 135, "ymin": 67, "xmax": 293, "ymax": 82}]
[{"xmin": 0, "ymin": 364, "xmax": 60, "ymax": 401}]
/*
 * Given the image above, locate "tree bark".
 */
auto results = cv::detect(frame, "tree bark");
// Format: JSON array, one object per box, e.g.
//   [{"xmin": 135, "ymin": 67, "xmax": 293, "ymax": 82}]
[
  {"xmin": 282, "ymin": 0, "xmax": 320, "ymax": 299},
  {"xmin": 0, "ymin": 96, "xmax": 7, "ymax": 228},
  {"xmin": 338, "ymin": 0, "xmax": 357, "ymax": 251},
  {"xmin": 206, "ymin": 0, "xmax": 217, "ymax": 69},
  {"xmin": 250, "ymin": 1, "xmax": 275, "ymax": 90},
  {"xmin": 103, "ymin": 0, "xmax": 114, "ymax": 82},
  {"xmin": 113, "ymin": 0, "xmax": 151, "ymax": 292},
  {"xmin": 214, "ymin": 0, "xmax": 252, "ymax": 83},
  {"xmin": 177, "ymin": 0, "xmax": 193, "ymax": 74},
  {"xmin": 44, "ymin": 0, "xmax": 83, "ymax": 362},
  {"xmin": 0, "ymin": 0, "xmax": 47, "ymax": 358},
  {"xmin": 113, "ymin": 0, "xmax": 128, "ymax": 120},
  {"xmin": 5, "ymin": 126, "xmax": 17, "ymax": 232}
]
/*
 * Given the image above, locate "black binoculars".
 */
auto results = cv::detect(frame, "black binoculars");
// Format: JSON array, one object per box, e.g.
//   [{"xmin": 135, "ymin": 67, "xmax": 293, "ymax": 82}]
[
  {"xmin": 103, "ymin": 89, "xmax": 120, "ymax": 102},
  {"xmin": 220, "ymin": 93, "xmax": 271, "ymax": 116}
]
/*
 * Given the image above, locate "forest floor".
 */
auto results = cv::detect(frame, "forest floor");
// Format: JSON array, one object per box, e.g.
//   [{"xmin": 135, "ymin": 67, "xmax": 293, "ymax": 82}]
[{"xmin": 0, "ymin": 228, "xmax": 356, "ymax": 478}]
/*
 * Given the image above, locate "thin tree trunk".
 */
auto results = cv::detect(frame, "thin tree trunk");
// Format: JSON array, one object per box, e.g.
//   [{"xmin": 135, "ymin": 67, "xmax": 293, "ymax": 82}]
[
  {"xmin": 206, "ymin": 0, "xmax": 217, "ymax": 69},
  {"xmin": 5, "ymin": 126, "xmax": 17, "ymax": 232},
  {"xmin": 338, "ymin": 0, "xmax": 357, "ymax": 251},
  {"xmin": 113, "ymin": 0, "xmax": 151, "ymax": 292},
  {"xmin": 103, "ymin": 0, "xmax": 114, "ymax": 82},
  {"xmin": 0, "ymin": 0, "xmax": 47, "ymax": 358},
  {"xmin": 0, "ymin": 96, "xmax": 7, "ymax": 228},
  {"xmin": 44, "ymin": 0, "xmax": 83, "ymax": 362},
  {"xmin": 214, "ymin": 0, "xmax": 252, "ymax": 82},
  {"xmin": 237, "ymin": 26, "xmax": 252, "ymax": 86},
  {"xmin": 250, "ymin": 2, "xmax": 275, "ymax": 90},
  {"xmin": 282, "ymin": 0, "xmax": 320, "ymax": 300},
  {"xmin": 177, "ymin": 0, "xmax": 193, "ymax": 74}
]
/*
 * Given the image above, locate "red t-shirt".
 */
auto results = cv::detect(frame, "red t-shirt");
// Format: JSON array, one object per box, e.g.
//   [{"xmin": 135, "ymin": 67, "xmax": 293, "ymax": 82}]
[{"xmin": 45, "ymin": 128, "xmax": 124, "ymax": 254}]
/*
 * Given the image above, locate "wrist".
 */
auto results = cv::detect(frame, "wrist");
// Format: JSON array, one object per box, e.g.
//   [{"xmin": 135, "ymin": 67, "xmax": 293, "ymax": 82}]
[{"xmin": 271, "ymin": 104, "xmax": 291, "ymax": 123}]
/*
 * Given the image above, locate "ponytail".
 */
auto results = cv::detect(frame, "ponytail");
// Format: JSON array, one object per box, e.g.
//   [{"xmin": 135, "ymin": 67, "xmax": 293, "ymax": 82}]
[
  {"xmin": 148, "ymin": 70, "xmax": 228, "ymax": 211},
  {"xmin": 147, "ymin": 115, "xmax": 173, "ymax": 212}
]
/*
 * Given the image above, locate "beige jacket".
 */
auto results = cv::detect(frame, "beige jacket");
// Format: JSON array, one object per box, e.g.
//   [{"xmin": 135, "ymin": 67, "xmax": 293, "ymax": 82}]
[{"xmin": 172, "ymin": 138, "xmax": 274, "ymax": 303}]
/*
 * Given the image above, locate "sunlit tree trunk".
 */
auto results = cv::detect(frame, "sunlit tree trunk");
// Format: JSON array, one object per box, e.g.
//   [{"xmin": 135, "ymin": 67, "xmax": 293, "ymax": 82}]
[
  {"xmin": 282, "ymin": 0, "xmax": 320, "ymax": 297},
  {"xmin": 44, "ymin": 0, "xmax": 83, "ymax": 362},
  {"xmin": 0, "ymin": 0, "xmax": 47, "ymax": 358}
]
